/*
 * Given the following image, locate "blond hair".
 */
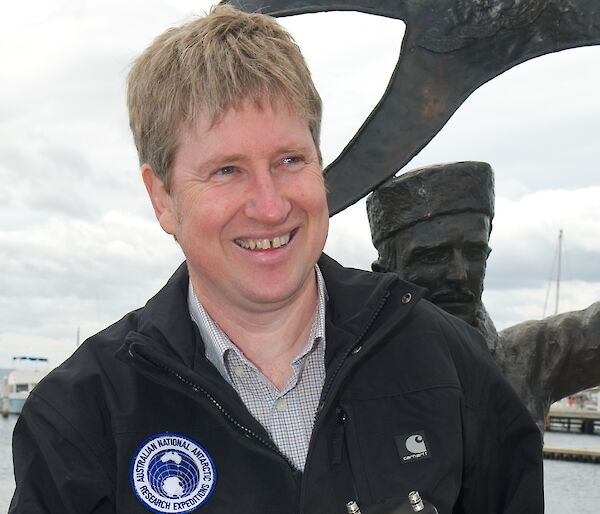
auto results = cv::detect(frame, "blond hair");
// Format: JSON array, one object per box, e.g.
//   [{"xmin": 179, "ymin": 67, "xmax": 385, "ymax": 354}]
[{"xmin": 127, "ymin": 5, "xmax": 322, "ymax": 189}]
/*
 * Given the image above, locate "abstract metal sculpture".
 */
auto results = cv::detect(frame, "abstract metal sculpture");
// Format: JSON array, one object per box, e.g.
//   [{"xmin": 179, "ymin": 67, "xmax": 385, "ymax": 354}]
[{"xmin": 223, "ymin": 0, "xmax": 600, "ymax": 214}]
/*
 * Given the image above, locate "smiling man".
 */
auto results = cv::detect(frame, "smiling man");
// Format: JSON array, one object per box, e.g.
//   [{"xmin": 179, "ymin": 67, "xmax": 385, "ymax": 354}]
[{"xmin": 11, "ymin": 6, "xmax": 542, "ymax": 514}]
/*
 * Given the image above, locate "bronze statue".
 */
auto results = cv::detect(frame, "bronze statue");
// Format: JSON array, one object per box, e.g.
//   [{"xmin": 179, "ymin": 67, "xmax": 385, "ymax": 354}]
[{"xmin": 366, "ymin": 162, "xmax": 600, "ymax": 432}]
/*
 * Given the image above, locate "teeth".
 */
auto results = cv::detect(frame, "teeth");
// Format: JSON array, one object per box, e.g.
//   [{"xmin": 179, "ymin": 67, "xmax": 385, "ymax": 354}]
[{"xmin": 236, "ymin": 233, "xmax": 290, "ymax": 250}]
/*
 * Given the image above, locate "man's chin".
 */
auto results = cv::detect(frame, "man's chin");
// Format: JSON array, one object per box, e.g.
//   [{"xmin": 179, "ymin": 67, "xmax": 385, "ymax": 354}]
[{"xmin": 436, "ymin": 302, "xmax": 476, "ymax": 325}]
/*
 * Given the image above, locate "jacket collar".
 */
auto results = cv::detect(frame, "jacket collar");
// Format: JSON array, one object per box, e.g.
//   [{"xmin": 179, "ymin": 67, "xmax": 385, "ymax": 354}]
[
  {"xmin": 317, "ymin": 254, "xmax": 426, "ymax": 368},
  {"xmin": 133, "ymin": 262, "xmax": 199, "ymax": 368},
  {"xmin": 131, "ymin": 255, "xmax": 426, "ymax": 369}
]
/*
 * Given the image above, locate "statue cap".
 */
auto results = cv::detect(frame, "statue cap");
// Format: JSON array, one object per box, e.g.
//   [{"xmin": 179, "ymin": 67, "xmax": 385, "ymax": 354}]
[{"xmin": 367, "ymin": 161, "xmax": 494, "ymax": 245}]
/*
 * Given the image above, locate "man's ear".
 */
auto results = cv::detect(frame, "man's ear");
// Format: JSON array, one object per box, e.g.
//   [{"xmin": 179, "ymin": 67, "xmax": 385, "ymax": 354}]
[{"xmin": 142, "ymin": 165, "xmax": 177, "ymax": 235}]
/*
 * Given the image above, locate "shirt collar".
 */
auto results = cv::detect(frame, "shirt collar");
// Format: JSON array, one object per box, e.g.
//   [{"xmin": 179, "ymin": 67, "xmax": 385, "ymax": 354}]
[{"xmin": 188, "ymin": 264, "xmax": 327, "ymax": 382}]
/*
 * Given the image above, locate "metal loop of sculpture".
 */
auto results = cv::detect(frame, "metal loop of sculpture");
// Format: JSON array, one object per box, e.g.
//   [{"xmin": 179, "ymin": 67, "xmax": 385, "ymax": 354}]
[{"xmin": 222, "ymin": 0, "xmax": 600, "ymax": 215}]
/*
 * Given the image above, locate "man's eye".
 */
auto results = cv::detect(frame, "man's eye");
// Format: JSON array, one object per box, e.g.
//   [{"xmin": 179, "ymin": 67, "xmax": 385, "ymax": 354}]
[
  {"xmin": 421, "ymin": 252, "xmax": 445, "ymax": 264},
  {"xmin": 282, "ymin": 156, "xmax": 303, "ymax": 165},
  {"xmin": 464, "ymin": 247, "xmax": 489, "ymax": 261},
  {"xmin": 215, "ymin": 166, "xmax": 237, "ymax": 176}
]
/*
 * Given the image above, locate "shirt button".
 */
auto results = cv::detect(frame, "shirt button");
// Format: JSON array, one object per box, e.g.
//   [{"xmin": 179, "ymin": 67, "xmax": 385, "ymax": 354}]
[
  {"xmin": 402, "ymin": 292, "xmax": 412, "ymax": 304},
  {"xmin": 276, "ymin": 398, "xmax": 288, "ymax": 412},
  {"xmin": 233, "ymin": 365, "xmax": 245, "ymax": 377}
]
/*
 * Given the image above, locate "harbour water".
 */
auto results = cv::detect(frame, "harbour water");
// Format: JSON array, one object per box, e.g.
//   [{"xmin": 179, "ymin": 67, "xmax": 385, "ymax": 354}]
[
  {"xmin": 0, "ymin": 416, "xmax": 16, "ymax": 513},
  {"xmin": 0, "ymin": 417, "xmax": 598, "ymax": 512},
  {"xmin": 543, "ymin": 431, "xmax": 600, "ymax": 512}
]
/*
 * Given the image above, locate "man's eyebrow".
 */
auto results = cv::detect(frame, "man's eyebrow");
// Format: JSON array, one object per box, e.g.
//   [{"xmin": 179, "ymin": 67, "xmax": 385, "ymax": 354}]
[
  {"xmin": 463, "ymin": 241, "xmax": 489, "ymax": 247},
  {"xmin": 277, "ymin": 144, "xmax": 313, "ymax": 153},
  {"xmin": 270, "ymin": 144, "xmax": 317, "ymax": 160},
  {"xmin": 200, "ymin": 154, "xmax": 245, "ymax": 170},
  {"xmin": 404, "ymin": 243, "xmax": 450, "ymax": 263},
  {"xmin": 199, "ymin": 145, "xmax": 315, "ymax": 169},
  {"xmin": 409, "ymin": 243, "xmax": 450, "ymax": 253}
]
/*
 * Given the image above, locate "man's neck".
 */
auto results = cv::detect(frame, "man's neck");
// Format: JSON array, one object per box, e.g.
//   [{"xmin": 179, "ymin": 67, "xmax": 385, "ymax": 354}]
[{"xmin": 192, "ymin": 270, "xmax": 319, "ymax": 390}]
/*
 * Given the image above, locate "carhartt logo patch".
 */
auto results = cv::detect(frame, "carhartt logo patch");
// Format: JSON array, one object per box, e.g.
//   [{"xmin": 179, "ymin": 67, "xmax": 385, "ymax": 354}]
[
  {"xmin": 131, "ymin": 432, "xmax": 216, "ymax": 513},
  {"xmin": 396, "ymin": 430, "xmax": 431, "ymax": 463}
]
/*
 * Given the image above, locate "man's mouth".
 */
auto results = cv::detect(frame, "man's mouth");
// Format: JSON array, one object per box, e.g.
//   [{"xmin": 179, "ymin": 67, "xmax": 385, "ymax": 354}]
[
  {"xmin": 430, "ymin": 290, "xmax": 474, "ymax": 304},
  {"xmin": 235, "ymin": 232, "xmax": 291, "ymax": 250}
]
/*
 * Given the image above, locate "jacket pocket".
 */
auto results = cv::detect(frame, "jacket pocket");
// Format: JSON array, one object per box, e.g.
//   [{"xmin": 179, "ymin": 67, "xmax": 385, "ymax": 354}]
[{"xmin": 340, "ymin": 386, "xmax": 463, "ymax": 514}]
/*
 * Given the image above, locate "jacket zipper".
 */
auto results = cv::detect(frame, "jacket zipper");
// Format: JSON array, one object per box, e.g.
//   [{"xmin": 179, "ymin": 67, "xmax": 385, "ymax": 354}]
[
  {"xmin": 299, "ymin": 288, "xmax": 392, "ymax": 513},
  {"xmin": 332, "ymin": 408, "xmax": 361, "ymax": 505},
  {"xmin": 128, "ymin": 347, "xmax": 297, "ymax": 470},
  {"xmin": 331, "ymin": 408, "xmax": 346, "ymax": 465}
]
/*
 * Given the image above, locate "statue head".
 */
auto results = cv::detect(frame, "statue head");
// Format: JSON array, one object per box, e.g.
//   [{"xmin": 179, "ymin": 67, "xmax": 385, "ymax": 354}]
[{"xmin": 367, "ymin": 162, "xmax": 494, "ymax": 326}]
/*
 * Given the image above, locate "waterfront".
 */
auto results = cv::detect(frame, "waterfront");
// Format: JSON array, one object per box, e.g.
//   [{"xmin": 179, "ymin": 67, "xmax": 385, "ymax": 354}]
[
  {"xmin": 0, "ymin": 416, "xmax": 16, "ymax": 513},
  {"xmin": 544, "ymin": 431, "xmax": 600, "ymax": 512},
  {"xmin": 0, "ymin": 418, "xmax": 599, "ymax": 512}
]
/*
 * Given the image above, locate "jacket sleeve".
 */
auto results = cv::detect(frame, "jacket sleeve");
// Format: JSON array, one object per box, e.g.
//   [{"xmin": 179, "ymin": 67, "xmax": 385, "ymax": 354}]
[
  {"xmin": 449, "ymin": 321, "xmax": 544, "ymax": 514},
  {"xmin": 10, "ymin": 392, "xmax": 115, "ymax": 514}
]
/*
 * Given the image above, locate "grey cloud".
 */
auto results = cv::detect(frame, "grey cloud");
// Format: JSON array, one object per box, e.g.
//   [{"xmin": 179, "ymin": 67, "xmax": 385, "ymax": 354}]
[
  {"xmin": 41, "ymin": 145, "xmax": 91, "ymax": 178},
  {"xmin": 0, "ymin": 142, "xmax": 100, "ymax": 219},
  {"xmin": 0, "ymin": 218, "xmax": 183, "ymax": 353},
  {"xmin": 486, "ymin": 246, "xmax": 600, "ymax": 290}
]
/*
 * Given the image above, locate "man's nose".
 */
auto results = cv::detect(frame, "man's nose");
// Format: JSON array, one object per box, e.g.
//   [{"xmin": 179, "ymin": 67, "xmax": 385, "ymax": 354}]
[
  {"xmin": 446, "ymin": 249, "xmax": 467, "ymax": 282},
  {"xmin": 244, "ymin": 170, "xmax": 291, "ymax": 223}
]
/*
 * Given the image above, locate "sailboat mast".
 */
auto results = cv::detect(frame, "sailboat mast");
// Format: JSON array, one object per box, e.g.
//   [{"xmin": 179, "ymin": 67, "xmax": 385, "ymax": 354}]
[{"xmin": 555, "ymin": 229, "xmax": 563, "ymax": 315}]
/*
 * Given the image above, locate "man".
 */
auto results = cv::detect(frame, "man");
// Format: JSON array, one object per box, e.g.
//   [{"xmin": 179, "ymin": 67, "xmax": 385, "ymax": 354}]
[
  {"xmin": 367, "ymin": 161, "xmax": 600, "ymax": 432},
  {"xmin": 11, "ymin": 8, "xmax": 542, "ymax": 514}
]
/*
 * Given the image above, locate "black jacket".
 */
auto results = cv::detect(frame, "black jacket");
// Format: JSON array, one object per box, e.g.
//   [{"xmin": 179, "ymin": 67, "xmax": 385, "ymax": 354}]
[{"xmin": 11, "ymin": 255, "xmax": 543, "ymax": 514}]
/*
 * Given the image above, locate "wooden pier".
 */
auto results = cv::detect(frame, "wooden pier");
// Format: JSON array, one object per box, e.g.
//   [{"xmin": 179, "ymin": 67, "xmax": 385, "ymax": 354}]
[
  {"xmin": 543, "ymin": 447, "xmax": 600, "ymax": 463},
  {"xmin": 546, "ymin": 408, "xmax": 600, "ymax": 435}
]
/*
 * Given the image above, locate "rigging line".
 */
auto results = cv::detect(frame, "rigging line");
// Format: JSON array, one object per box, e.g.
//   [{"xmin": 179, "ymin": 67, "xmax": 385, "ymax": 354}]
[
  {"xmin": 555, "ymin": 229, "xmax": 563, "ymax": 316},
  {"xmin": 561, "ymin": 231, "xmax": 574, "ymax": 285},
  {"xmin": 542, "ymin": 230, "xmax": 560, "ymax": 318}
]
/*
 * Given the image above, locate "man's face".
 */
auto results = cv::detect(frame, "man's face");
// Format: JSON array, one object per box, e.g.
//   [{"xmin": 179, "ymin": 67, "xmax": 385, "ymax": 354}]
[
  {"xmin": 144, "ymin": 98, "xmax": 329, "ymax": 314},
  {"xmin": 389, "ymin": 212, "xmax": 491, "ymax": 325}
]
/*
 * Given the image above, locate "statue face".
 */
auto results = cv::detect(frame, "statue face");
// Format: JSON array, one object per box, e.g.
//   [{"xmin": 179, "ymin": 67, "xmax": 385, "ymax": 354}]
[{"xmin": 387, "ymin": 212, "xmax": 491, "ymax": 325}]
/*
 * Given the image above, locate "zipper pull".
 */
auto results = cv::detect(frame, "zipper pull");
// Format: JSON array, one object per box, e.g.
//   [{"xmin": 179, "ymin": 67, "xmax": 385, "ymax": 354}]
[
  {"xmin": 346, "ymin": 500, "xmax": 362, "ymax": 514},
  {"xmin": 347, "ymin": 492, "xmax": 439, "ymax": 514},
  {"xmin": 408, "ymin": 491, "xmax": 439, "ymax": 513},
  {"xmin": 331, "ymin": 407, "xmax": 347, "ymax": 465}
]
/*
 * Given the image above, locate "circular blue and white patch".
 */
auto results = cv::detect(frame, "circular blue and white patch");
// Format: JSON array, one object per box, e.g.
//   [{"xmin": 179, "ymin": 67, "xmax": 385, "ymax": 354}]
[{"xmin": 131, "ymin": 432, "xmax": 216, "ymax": 513}]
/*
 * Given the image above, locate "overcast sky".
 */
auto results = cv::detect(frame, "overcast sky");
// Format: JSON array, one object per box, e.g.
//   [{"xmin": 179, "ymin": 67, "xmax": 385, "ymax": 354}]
[{"xmin": 1, "ymin": 0, "xmax": 599, "ymax": 369}]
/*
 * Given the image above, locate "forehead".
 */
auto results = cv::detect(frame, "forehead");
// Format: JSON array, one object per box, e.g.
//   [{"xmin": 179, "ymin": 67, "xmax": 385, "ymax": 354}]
[
  {"xmin": 397, "ymin": 212, "xmax": 491, "ymax": 251},
  {"xmin": 175, "ymin": 98, "xmax": 312, "ymax": 158},
  {"xmin": 187, "ymin": 96, "xmax": 304, "ymax": 136}
]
